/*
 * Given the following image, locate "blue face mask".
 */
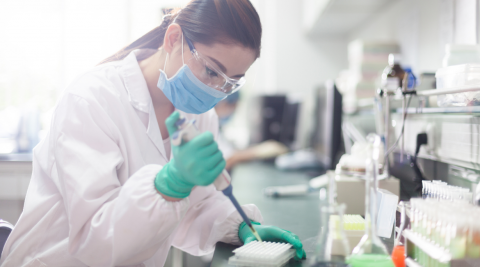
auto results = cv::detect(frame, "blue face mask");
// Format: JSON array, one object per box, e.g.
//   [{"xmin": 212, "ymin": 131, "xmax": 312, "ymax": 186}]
[
  {"xmin": 157, "ymin": 64, "xmax": 227, "ymax": 114},
  {"xmin": 157, "ymin": 35, "xmax": 227, "ymax": 114}
]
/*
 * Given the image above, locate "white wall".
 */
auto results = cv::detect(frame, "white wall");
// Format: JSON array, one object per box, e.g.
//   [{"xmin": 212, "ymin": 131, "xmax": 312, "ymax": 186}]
[
  {"xmin": 348, "ymin": 0, "xmax": 478, "ymax": 76},
  {"xmin": 251, "ymin": 0, "xmax": 348, "ymax": 97},
  {"xmin": 224, "ymin": 0, "xmax": 348, "ymax": 149},
  {"xmin": 347, "ymin": 0, "xmax": 443, "ymax": 75}
]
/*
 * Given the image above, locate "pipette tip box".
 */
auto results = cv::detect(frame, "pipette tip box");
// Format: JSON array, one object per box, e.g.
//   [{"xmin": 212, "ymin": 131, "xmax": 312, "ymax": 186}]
[{"xmin": 228, "ymin": 241, "xmax": 295, "ymax": 266}]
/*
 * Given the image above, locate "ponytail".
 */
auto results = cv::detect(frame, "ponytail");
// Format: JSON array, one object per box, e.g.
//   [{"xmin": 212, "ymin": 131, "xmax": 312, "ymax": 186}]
[
  {"xmin": 99, "ymin": 0, "xmax": 261, "ymax": 65},
  {"xmin": 98, "ymin": 13, "xmax": 178, "ymax": 65}
]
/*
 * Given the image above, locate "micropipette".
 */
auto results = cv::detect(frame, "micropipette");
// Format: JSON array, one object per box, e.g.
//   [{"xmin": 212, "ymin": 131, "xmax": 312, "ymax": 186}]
[{"xmin": 171, "ymin": 117, "xmax": 263, "ymax": 244}]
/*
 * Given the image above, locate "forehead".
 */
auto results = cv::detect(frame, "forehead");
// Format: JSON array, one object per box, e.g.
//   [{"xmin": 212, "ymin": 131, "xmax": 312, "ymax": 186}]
[{"xmin": 192, "ymin": 42, "xmax": 256, "ymax": 77}]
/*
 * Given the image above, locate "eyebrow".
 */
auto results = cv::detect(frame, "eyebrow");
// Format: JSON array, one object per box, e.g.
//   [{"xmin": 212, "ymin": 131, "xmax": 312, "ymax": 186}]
[
  {"xmin": 207, "ymin": 56, "xmax": 227, "ymax": 73},
  {"xmin": 206, "ymin": 56, "xmax": 245, "ymax": 79}
]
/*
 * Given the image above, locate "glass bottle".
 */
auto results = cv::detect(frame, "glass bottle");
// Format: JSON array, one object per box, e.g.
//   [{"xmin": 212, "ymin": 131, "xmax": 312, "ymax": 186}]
[
  {"xmin": 312, "ymin": 203, "xmax": 350, "ymax": 267},
  {"xmin": 347, "ymin": 134, "xmax": 394, "ymax": 267},
  {"xmin": 381, "ymin": 54, "xmax": 406, "ymax": 93}
]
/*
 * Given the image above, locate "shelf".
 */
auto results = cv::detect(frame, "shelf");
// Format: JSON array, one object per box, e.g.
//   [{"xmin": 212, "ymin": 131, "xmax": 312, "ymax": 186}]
[
  {"xmin": 396, "ymin": 106, "xmax": 480, "ymax": 114},
  {"xmin": 405, "ymin": 257, "xmax": 423, "ymax": 267},
  {"xmin": 403, "ymin": 230, "xmax": 451, "ymax": 263},
  {"xmin": 304, "ymin": 0, "xmax": 393, "ymax": 36},
  {"xmin": 416, "ymin": 85, "xmax": 480, "ymax": 97}
]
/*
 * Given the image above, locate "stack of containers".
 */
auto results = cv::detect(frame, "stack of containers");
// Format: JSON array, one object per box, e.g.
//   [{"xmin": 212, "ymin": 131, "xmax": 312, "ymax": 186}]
[
  {"xmin": 409, "ymin": 198, "xmax": 480, "ymax": 266},
  {"xmin": 348, "ymin": 40, "xmax": 400, "ymax": 101},
  {"xmin": 436, "ymin": 44, "xmax": 480, "ymax": 107}
]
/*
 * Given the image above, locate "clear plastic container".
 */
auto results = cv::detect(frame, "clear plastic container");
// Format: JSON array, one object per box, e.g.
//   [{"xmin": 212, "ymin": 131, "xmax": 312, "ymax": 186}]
[
  {"xmin": 311, "ymin": 203, "xmax": 351, "ymax": 267},
  {"xmin": 436, "ymin": 64, "xmax": 480, "ymax": 107}
]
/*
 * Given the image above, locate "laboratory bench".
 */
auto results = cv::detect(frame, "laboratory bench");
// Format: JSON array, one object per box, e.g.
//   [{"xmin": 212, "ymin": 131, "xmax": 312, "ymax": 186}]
[
  {"xmin": 210, "ymin": 161, "xmax": 320, "ymax": 267},
  {"xmin": 210, "ymin": 161, "xmax": 396, "ymax": 267}
]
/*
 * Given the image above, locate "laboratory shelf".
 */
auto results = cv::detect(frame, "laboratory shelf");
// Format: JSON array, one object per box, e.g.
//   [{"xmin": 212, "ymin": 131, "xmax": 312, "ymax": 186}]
[
  {"xmin": 403, "ymin": 230, "xmax": 451, "ymax": 263},
  {"xmin": 396, "ymin": 106, "xmax": 480, "ymax": 114},
  {"xmin": 405, "ymin": 257, "xmax": 423, "ymax": 267},
  {"xmin": 416, "ymin": 85, "xmax": 480, "ymax": 97}
]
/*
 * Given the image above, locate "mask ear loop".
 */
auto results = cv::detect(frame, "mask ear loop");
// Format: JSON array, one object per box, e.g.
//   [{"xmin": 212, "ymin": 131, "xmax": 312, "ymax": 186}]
[
  {"xmin": 181, "ymin": 32, "xmax": 185, "ymax": 65},
  {"xmin": 162, "ymin": 28, "xmax": 185, "ymax": 75},
  {"xmin": 163, "ymin": 53, "xmax": 169, "ymax": 73}
]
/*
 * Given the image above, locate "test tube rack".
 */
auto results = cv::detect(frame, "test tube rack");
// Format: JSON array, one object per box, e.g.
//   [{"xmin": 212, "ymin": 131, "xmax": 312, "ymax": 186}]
[
  {"xmin": 228, "ymin": 241, "xmax": 295, "ymax": 267},
  {"xmin": 404, "ymin": 229, "xmax": 480, "ymax": 267}
]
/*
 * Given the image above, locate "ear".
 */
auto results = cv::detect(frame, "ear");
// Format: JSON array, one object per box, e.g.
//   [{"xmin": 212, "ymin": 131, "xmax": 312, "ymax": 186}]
[{"xmin": 163, "ymin": 24, "xmax": 183, "ymax": 54}]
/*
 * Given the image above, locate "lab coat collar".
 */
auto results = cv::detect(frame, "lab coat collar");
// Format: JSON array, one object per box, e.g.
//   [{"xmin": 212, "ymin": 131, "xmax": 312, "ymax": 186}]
[
  {"xmin": 120, "ymin": 49, "xmax": 152, "ymax": 114},
  {"xmin": 120, "ymin": 49, "xmax": 170, "ymax": 160}
]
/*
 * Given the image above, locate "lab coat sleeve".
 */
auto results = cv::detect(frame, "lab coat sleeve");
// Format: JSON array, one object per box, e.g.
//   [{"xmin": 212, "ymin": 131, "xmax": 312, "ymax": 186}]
[
  {"xmin": 52, "ymin": 93, "xmax": 190, "ymax": 266},
  {"xmin": 172, "ymin": 187, "xmax": 263, "ymax": 256},
  {"xmin": 171, "ymin": 109, "xmax": 263, "ymax": 256}
]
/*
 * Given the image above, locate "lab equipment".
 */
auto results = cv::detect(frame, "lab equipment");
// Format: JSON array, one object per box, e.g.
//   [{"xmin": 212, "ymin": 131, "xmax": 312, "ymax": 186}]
[
  {"xmin": 391, "ymin": 202, "xmax": 406, "ymax": 267},
  {"xmin": 311, "ymin": 80, "xmax": 343, "ymax": 170},
  {"xmin": 228, "ymin": 241, "xmax": 295, "ymax": 267},
  {"xmin": 158, "ymin": 33, "xmax": 227, "ymax": 114},
  {"xmin": 248, "ymin": 95, "xmax": 300, "ymax": 148},
  {"xmin": 402, "ymin": 67, "xmax": 417, "ymax": 91},
  {"xmin": 436, "ymin": 64, "xmax": 480, "ymax": 107},
  {"xmin": 171, "ymin": 116, "xmax": 262, "ymax": 243},
  {"xmin": 344, "ymin": 215, "xmax": 365, "ymax": 231},
  {"xmin": 406, "ymin": 198, "xmax": 480, "ymax": 266},
  {"xmin": 311, "ymin": 203, "xmax": 350, "ymax": 267},
  {"xmin": 336, "ymin": 141, "xmax": 385, "ymax": 176},
  {"xmin": 274, "ymin": 149, "xmax": 321, "ymax": 171},
  {"xmin": 343, "ymin": 215, "xmax": 365, "ymax": 252},
  {"xmin": 347, "ymin": 134, "xmax": 394, "ymax": 267},
  {"xmin": 264, "ymin": 174, "xmax": 329, "ymax": 197},
  {"xmin": 335, "ymin": 174, "xmax": 399, "ymax": 216},
  {"xmin": 379, "ymin": 54, "xmax": 406, "ymax": 178},
  {"xmin": 376, "ymin": 189, "xmax": 398, "ymax": 238},
  {"xmin": 238, "ymin": 222, "xmax": 306, "ymax": 260},
  {"xmin": 421, "ymin": 180, "xmax": 472, "ymax": 202},
  {"xmin": 381, "ymin": 54, "xmax": 406, "ymax": 93}
]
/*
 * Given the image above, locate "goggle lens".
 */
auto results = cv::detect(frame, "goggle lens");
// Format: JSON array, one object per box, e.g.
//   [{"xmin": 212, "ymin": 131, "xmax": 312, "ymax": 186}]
[{"xmin": 186, "ymin": 53, "xmax": 245, "ymax": 95}]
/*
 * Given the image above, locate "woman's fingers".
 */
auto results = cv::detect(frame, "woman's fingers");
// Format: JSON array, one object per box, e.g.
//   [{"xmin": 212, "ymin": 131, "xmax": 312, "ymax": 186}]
[{"xmin": 165, "ymin": 111, "xmax": 180, "ymax": 136}]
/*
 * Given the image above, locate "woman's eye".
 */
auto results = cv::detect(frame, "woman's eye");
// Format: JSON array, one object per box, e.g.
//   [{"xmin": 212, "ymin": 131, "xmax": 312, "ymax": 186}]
[{"xmin": 205, "ymin": 67, "xmax": 218, "ymax": 78}]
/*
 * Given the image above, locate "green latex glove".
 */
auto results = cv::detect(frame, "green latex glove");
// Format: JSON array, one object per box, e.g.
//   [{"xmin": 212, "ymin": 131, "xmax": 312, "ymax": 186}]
[
  {"xmin": 155, "ymin": 111, "xmax": 226, "ymax": 198},
  {"xmin": 238, "ymin": 221, "xmax": 307, "ymax": 261}
]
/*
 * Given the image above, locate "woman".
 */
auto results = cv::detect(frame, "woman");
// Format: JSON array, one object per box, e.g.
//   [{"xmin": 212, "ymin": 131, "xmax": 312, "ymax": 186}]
[{"xmin": 0, "ymin": 1, "xmax": 306, "ymax": 266}]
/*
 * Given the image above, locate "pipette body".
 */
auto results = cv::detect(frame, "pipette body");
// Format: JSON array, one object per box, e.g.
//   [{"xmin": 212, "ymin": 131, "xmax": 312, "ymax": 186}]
[{"xmin": 171, "ymin": 117, "xmax": 262, "ymax": 243}]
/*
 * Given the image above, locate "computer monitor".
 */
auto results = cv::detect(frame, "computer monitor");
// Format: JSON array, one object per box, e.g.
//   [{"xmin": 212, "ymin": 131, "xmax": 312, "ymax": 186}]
[{"xmin": 311, "ymin": 80, "xmax": 343, "ymax": 170}]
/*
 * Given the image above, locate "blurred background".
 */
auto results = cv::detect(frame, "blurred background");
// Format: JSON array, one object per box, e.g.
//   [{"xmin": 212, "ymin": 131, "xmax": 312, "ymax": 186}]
[
  {"xmin": 2, "ymin": 0, "xmax": 464, "ymax": 156},
  {"xmin": 1, "ymin": 0, "xmax": 480, "ymax": 266}
]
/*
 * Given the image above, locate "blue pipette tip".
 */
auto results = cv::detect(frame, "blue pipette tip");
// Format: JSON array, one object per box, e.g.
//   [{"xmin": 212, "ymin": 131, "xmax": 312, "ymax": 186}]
[{"xmin": 222, "ymin": 185, "xmax": 263, "ymax": 243}]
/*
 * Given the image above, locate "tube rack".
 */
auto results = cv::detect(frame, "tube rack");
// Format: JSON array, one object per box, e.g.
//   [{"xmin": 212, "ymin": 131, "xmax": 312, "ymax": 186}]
[{"xmin": 228, "ymin": 241, "xmax": 295, "ymax": 266}]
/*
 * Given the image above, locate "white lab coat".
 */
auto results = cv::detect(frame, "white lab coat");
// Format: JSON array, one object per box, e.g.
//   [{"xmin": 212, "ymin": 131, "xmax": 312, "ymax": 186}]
[{"xmin": 0, "ymin": 50, "xmax": 263, "ymax": 267}]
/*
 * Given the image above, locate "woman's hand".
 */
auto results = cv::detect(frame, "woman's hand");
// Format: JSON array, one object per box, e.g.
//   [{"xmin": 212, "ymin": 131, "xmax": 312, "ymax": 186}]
[
  {"xmin": 154, "ymin": 111, "xmax": 226, "ymax": 199},
  {"xmin": 238, "ymin": 222, "xmax": 306, "ymax": 261}
]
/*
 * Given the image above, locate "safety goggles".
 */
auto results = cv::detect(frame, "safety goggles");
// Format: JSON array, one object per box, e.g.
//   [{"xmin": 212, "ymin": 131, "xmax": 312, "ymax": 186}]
[{"xmin": 184, "ymin": 36, "xmax": 246, "ymax": 95}]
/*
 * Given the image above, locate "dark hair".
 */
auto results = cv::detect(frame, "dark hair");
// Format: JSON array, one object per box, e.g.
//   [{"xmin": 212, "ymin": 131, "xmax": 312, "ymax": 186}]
[{"xmin": 99, "ymin": 0, "xmax": 262, "ymax": 65}]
